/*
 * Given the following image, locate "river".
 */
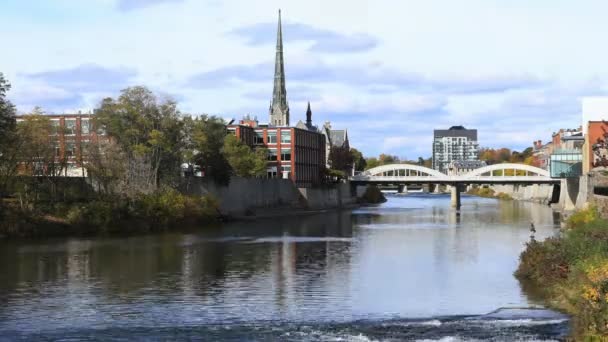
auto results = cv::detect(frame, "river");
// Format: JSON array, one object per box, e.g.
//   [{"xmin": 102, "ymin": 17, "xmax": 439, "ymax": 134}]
[{"xmin": 0, "ymin": 194, "xmax": 569, "ymax": 341}]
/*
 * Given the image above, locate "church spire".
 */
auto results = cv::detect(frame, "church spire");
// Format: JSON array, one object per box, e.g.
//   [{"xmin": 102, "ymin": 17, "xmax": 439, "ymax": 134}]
[
  {"xmin": 270, "ymin": 9, "xmax": 289, "ymax": 126},
  {"xmin": 306, "ymin": 101, "xmax": 312, "ymax": 126}
]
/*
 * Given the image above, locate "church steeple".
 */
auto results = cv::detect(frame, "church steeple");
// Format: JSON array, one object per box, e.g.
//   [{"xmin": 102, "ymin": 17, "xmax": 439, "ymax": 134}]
[
  {"xmin": 306, "ymin": 102, "xmax": 312, "ymax": 126},
  {"xmin": 270, "ymin": 9, "xmax": 289, "ymax": 126}
]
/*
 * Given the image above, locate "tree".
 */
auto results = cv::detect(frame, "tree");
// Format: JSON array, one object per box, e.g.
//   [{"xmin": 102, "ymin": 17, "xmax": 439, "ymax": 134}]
[
  {"xmin": 329, "ymin": 145, "xmax": 354, "ymax": 175},
  {"xmin": 84, "ymin": 139, "xmax": 127, "ymax": 195},
  {"xmin": 0, "ymin": 73, "xmax": 17, "ymax": 195},
  {"xmin": 94, "ymin": 86, "xmax": 185, "ymax": 194},
  {"xmin": 184, "ymin": 114, "xmax": 231, "ymax": 185},
  {"xmin": 0, "ymin": 73, "xmax": 16, "ymax": 148},
  {"xmin": 15, "ymin": 108, "xmax": 69, "ymax": 203},
  {"xmin": 378, "ymin": 154, "xmax": 399, "ymax": 165},
  {"xmin": 365, "ymin": 157, "xmax": 380, "ymax": 170},
  {"xmin": 351, "ymin": 148, "xmax": 366, "ymax": 172},
  {"xmin": 222, "ymin": 134, "xmax": 268, "ymax": 177}
]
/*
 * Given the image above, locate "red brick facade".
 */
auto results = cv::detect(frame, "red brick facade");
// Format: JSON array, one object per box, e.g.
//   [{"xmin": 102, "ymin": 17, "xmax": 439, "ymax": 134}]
[
  {"xmin": 16, "ymin": 113, "xmax": 107, "ymax": 176},
  {"xmin": 228, "ymin": 123, "xmax": 326, "ymax": 188},
  {"xmin": 587, "ymin": 121, "xmax": 608, "ymax": 169}
]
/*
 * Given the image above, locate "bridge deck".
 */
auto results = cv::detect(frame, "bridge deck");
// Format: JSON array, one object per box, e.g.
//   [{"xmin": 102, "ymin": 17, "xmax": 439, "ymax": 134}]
[{"xmin": 349, "ymin": 176, "xmax": 559, "ymax": 185}]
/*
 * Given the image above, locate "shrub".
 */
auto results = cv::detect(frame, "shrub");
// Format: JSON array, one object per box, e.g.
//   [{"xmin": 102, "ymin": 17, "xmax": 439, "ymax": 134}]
[
  {"xmin": 496, "ymin": 192, "xmax": 513, "ymax": 200},
  {"xmin": 566, "ymin": 205, "xmax": 601, "ymax": 229},
  {"xmin": 516, "ymin": 207, "xmax": 608, "ymax": 340},
  {"xmin": 359, "ymin": 185, "xmax": 387, "ymax": 204}
]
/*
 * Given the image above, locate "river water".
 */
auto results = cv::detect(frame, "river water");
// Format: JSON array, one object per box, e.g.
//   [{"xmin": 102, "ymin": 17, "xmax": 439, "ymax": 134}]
[{"xmin": 0, "ymin": 194, "xmax": 569, "ymax": 341}]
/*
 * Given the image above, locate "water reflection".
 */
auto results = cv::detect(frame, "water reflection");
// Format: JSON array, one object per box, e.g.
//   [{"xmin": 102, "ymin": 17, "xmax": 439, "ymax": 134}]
[{"xmin": 0, "ymin": 194, "xmax": 562, "ymax": 339}]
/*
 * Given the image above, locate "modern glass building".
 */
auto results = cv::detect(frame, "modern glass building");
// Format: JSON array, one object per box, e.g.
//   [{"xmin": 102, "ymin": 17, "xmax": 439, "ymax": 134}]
[{"xmin": 550, "ymin": 149, "xmax": 583, "ymax": 178}]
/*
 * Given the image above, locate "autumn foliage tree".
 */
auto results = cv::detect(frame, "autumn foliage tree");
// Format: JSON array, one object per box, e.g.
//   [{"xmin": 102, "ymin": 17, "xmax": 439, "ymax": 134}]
[{"xmin": 479, "ymin": 147, "xmax": 539, "ymax": 166}]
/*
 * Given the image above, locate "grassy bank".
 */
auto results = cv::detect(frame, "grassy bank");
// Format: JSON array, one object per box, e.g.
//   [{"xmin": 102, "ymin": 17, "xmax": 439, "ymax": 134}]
[
  {"xmin": 467, "ymin": 186, "xmax": 513, "ymax": 200},
  {"xmin": 515, "ymin": 207, "xmax": 608, "ymax": 340},
  {"xmin": 0, "ymin": 189, "xmax": 221, "ymax": 238}
]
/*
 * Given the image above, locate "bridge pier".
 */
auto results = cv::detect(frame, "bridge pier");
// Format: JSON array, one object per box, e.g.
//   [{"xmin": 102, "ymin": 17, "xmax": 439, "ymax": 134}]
[
  {"xmin": 451, "ymin": 184, "xmax": 461, "ymax": 210},
  {"xmin": 397, "ymin": 185, "xmax": 406, "ymax": 193}
]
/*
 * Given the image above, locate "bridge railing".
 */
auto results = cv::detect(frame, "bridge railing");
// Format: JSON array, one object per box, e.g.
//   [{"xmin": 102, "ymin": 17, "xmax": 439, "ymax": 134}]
[{"xmin": 349, "ymin": 175, "xmax": 558, "ymax": 183}]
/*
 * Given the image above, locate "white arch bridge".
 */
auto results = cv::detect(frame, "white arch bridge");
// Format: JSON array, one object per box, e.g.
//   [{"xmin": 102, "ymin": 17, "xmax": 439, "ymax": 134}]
[
  {"xmin": 350, "ymin": 163, "xmax": 557, "ymax": 185},
  {"xmin": 349, "ymin": 163, "xmax": 559, "ymax": 210}
]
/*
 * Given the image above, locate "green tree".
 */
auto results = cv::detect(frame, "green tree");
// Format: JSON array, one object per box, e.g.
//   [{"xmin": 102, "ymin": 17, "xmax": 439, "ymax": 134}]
[
  {"xmin": 365, "ymin": 157, "xmax": 380, "ymax": 170},
  {"xmin": 184, "ymin": 114, "xmax": 231, "ymax": 185},
  {"xmin": 0, "ymin": 73, "xmax": 17, "ymax": 195},
  {"xmin": 378, "ymin": 153, "xmax": 399, "ymax": 165},
  {"xmin": 94, "ymin": 86, "xmax": 185, "ymax": 194},
  {"xmin": 222, "ymin": 134, "xmax": 268, "ymax": 177},
  {"xmin": 329, "ymin": 145, "xmax": 354, "ymax": 175},
  {"xmin": 0, "ymin": 73, "xmax": 16, "ymax": 147},
  {"xmin": 351, "ymin": 148, "xmax": 366, "ymax": 171}
]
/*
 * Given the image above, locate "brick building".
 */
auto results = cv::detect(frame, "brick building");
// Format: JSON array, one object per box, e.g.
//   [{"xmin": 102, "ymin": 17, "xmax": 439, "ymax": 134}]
[
  {"xmin": 586, "ymin": 121, "xmax": 608, "ymax": 170},
  {"xmin": 227, "ymin": 11, "xmax": 327, "ymax": 188},
  {"xmin": 581, "ymin": 98, "xmax": 608, "ymax": 173},
  {"xmin": 16, "ymin": 113, "xmax": 106, "ymax": 177},
  {"xmin": 228, "ymin": 118, "xmax": 326, "ymax": 188}
]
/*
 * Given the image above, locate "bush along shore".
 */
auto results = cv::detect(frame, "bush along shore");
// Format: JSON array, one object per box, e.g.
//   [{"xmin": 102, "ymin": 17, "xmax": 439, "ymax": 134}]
[
  {"xmin": 358, "ymin": 184, "xmax": 387, "ymax": 204},
  {"xmin": 0, "ymin": 189, "xmax": 221, "ymax": 239},
  {"xmin": 466, "ymin": 186, "xmax": 513, "ymax": 200},
  {"xmin": 515, "ymin": 206, "xmax": 608, "ymax": 340}
]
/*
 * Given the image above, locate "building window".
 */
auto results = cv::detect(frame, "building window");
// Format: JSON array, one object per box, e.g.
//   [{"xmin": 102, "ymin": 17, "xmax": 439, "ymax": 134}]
[
  {"xmin": 54, "ymin": 144, "xmax": 61, "ymax": 157},
  {"xmin": 81, "ymin": 119, "xmax": 90, "ymax": 134},
  {"xmin": 51, "ymin": 120, "xmax": 60, "ymax": 135},
  {"xmin": 267, "ymin": 131, "xmax": 277, "ymax": 144},
  {"xmin": 65, "ymin": 119, "xmax": 76, "ymax": 135},
  {"xmin": 281, "ymin": 130, "xmax": 291, "ymax": 144},
  {"xmin": 80, "ymin": 141, "xmax": 90, "ymax": 157},
  {"xmin": 254, "ymin": 130, "xmax": 264, "ymax": 145},
  {"xmin": 267, "ymin": 166, "xmax": 277, "ymax": 178},
  {"xmin": 281, "ymin": 165, "xmax": 291, "ymax": 179},
  {"xmin": 281, "ymin": 148, "xmax": 291, "ymax": 161},
  {"xmin": 65, "ymin": 142, "xmax": 76, "ymax": 158},
  {"xmin": 268, "ymin": 148, "xmax": 278, "ymax": 161}
]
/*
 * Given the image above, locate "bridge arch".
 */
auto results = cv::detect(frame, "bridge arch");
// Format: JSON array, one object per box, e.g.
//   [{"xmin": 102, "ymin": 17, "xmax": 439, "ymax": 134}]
[
  {"xmin": 462, "ymin": 163, "xmax": 550, "ymax": 178},
  {"xmin": 363, "ymin": 164, "xmax": 446, "ymax": 178}
]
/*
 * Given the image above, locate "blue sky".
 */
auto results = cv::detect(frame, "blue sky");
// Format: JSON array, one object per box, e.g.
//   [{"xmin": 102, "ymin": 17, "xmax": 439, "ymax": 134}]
[{"xmin": 3, "ymin": 0, "xmax": 608, "ymax": 158}]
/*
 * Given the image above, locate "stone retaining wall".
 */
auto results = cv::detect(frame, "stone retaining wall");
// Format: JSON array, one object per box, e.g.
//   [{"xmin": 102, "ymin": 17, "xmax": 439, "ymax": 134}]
[{"xmin": 179, "ymin": 177, "xmax": 357, "ymax": 216}]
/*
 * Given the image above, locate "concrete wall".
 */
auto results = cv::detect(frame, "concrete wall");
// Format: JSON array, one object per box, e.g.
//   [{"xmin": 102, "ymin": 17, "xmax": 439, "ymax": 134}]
[
  {"xmin": 180, "ymin": 177, "xmax": 304, "ymax": 216},
  {"xmin": 489, "ymin": 184, "xmax": 555, "ymax": 204},
  {"xmin": 180, "ymin": 177, "xmax": 357, "ymax": 216},
  {"xmin": 554, "ymin": 170, "xmax": 608, "ymax": 215},
  {"xmin": 589, "ymin": 171, "xmax": 608, "ymax": 219},
  {"xmin": 298, "ymin": 183, "xmax": 356, "ymax": 210}
]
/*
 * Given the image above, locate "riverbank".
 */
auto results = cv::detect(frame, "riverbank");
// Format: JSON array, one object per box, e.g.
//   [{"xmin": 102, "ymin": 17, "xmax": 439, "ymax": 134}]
[
  {"xmin": 0, "ymin": 182, "xmax": 383, "ymax": 239},
  {"xmin": 0, "ymin": 189, "xmax": 222, "ymax": 239},
  {"xmin": 515, "ymin": 206, "xmax": 608, "ymax": 340},
  {"xmin": 466, "ymin": 186, "xmax": 513, "ymax": 200}
]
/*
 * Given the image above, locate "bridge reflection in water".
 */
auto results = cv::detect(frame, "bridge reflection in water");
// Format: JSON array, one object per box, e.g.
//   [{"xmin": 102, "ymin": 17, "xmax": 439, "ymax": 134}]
[{"xmin": 350, "ymin": 163, "xmax": 559, "ymax": 210}]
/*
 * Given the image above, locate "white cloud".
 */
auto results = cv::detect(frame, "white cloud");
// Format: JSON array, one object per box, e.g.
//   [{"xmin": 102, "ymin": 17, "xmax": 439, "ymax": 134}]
[{"xmin": 3, "ymin": 0, "xmax": 608, "ymax": 157}]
